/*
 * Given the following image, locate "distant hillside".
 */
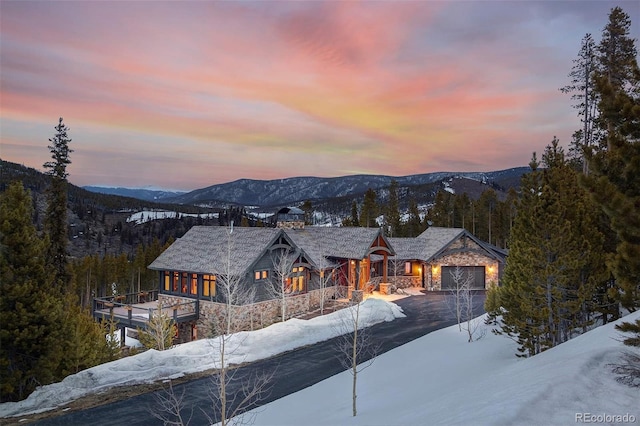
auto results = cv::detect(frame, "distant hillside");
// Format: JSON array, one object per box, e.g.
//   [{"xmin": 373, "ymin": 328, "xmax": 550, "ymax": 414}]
[
  {"xmin": 83, "ymin": 186, "xmax": 186, "ymax": 202},
  {"xmin": 0, "ymin": 159, "xmax": 220, "ymax": 259},
  {"xmin": 167, "ymin": 167, "xmax": 529, "ymax": 208}
]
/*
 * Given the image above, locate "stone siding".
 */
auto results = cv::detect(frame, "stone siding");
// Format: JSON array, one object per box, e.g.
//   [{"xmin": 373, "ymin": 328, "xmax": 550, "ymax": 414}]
[
  {"xmin": 369, "ymin": 275, "xmax": 421, "ymax": 289},
  {"xmin": 161, "ymin": 286, "xmax": 342, "ymax": 338},
  {"xmin": 428, "ymin": 250, "xmax": 499, "ymax": 291}
]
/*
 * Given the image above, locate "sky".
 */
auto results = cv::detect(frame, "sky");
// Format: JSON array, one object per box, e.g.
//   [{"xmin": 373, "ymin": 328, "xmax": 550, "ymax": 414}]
[
  {"xmin": 1, "ymin": 293, "xmax": 637, "ymax": 424},
  {"xmin": 1, "ymin": 1, "xmax": 638, "ymax": 191}
]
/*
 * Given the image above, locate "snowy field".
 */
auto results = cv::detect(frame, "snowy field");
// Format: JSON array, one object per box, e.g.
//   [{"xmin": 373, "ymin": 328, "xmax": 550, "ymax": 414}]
[
  {"xmin": 126, "ymin": 210, "xmax": 218, "ymax": 225},
  {"xmin": 1, "ymin": 295, "xmax": 638, "ymax": 425},
  {"xmin": 251, "ymin": 310, "xmax": 640, "ymax": 426}
]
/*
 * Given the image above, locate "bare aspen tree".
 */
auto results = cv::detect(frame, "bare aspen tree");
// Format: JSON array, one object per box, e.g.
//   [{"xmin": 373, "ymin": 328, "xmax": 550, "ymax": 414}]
[
  {"xmin": 313, "ymin": 239, "xmax": 335, "ymax": 315},
  {"xmin": 206, "ymin": 225, "xmax": 272, "ymax": 426},
  {"xmin": 153, "ymin": 225, "xmax": 272, "ymax": 426},
  {"xmin": 445, "ymin": 266, "xmax": 483, "ymax": 342},
  {"xmin": 335, "ymin": 301, "xmax": 380, "ymax": 417},
  {"xmin": 266, "ymin": 247, "xmax": 297, "ymax": 322},
  {"xmin": 152, "ymin": 380, "xmax": 193, "ymax": 426},
  {"xmin": 446, "ymin": 266, "xmax": 473, "ymax": 331}
]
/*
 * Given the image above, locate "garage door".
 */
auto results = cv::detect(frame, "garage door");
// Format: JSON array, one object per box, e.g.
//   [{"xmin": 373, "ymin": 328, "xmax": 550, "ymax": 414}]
[{"xmin": 441, "ymin": 266, "xmax": 485, "ymax": 290}]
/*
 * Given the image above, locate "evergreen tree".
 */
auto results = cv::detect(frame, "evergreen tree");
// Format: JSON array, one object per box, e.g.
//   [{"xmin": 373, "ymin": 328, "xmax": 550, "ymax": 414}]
[
  {"xmin": 560, "ymin": 33, "xmax": 599, "ymax": 172},
  {"xmin": 582, "ymin": 6, "xmax": 640, "ymax": 312},
  {"xmin": 360, "ymin": 188, "xmax": 379, "ymax": 228},
  {"xmin": 343, "ymin": 201, "xmax": 360, "ymax": 227},
  {"xmin": 499, "ymin": 140, "xmax": 601, "ymax": 356},
  {"xmin": 0, "ymin": 182, "xmax": 64, "ymax": 401},
  {"xmin": 426, "ymin": 190, "xmax": 454, "ymax": 227},
  {"xmin": 405, "ymin": 199, "xmax": 424, "ymax": 237},
  {"xmin": 301, "ymin": 200, "xmax": 314, "ymax": 225},
  {"xmin": 384, "ymin": 180, "xmax": 401, "ymax": 236},
  {"xmin": 43, "ymin": 117, "xmax": 73, "ymax": 290}
]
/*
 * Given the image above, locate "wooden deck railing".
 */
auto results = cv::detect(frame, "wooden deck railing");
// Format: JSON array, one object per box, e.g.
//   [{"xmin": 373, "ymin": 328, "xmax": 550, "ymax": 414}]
[{"xmin": 92, "ymin": 291, "xmax": 199, "ymax": 329}]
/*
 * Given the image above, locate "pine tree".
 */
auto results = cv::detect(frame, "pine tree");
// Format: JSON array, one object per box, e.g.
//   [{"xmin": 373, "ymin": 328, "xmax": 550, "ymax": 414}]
[
  {"xmin": 384, "ymin": 180, "xmax": 401, "ymax": 236},
  {"xmin": 405, "ymin": 199, "xmax": 423, "ymax": 237},
  {"xmin": 0, "ymin": 182, "xmax": 65, "ymax": 401},
  {"xmin": 560, "ymin": 33, "xmax": 599, "ymax": 172},
  {"xmin": 499, "ymin": 140, "xmax": 601, "ymax": 356},
  {"xmin": 426, "ymin": 190, "xmax": 453, "ymax": 227},
  {"xmin": 301, "ymin": 200, "xmax": 314, "ymax": 225},
  {"xmin": 582, "ymin": 6, "xmax": 640, "ymax": 312},
  {"xmin": 360, "ymin": 188, "xmax": 379, "ymax": 228},
  {"xmin": 43, "ymin": 117, "xmax": 73, "ymax": 291}
]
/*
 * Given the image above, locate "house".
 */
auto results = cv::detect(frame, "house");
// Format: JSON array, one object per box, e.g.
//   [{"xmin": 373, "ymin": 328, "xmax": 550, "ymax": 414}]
[
  {"xmin": 373, "ymin": 227, "xmax": 506, "ymax": 291},
  {"xmin": 144, "ymin": 223, "xmax": 503, "ymax": 341},
  {"xmin": 147, "ymin": 224, "xmax": 395, "ymax": 338}
]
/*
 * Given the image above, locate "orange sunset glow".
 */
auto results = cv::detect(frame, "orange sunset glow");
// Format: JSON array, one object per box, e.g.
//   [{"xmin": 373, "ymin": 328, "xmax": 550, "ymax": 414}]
[{"xmin": 1, "ymin": 1, "xmax": 637, "ymax": 191}]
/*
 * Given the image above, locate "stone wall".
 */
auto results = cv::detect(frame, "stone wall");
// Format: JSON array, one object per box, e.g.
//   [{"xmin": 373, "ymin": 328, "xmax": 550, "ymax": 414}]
[
  {"xmin": 369, "ymin": 275, "xmax": 421, "ymax": 289},
  {"xmin": 427, "ymin": 251, "xmax": 499, "ymax": 291},
  {"xmin": 161, "ymin": 286, "xmax": 342, "ymax": 339}
]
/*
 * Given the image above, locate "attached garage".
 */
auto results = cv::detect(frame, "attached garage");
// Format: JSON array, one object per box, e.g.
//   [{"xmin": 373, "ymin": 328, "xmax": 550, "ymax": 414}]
[{"xmin": 441, "ymin": 266, "xmax": 486, "ymax": 290}]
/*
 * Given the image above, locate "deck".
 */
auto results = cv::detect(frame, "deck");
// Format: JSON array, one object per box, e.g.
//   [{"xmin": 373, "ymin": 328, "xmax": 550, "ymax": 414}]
[{"xmin": 92, "ymin": 290, "xmax": 199, "ymax": 329}]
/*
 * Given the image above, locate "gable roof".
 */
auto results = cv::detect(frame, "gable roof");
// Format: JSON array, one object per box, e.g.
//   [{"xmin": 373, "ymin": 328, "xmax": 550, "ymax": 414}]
[
  {"xmin": 284, "ymin": 227, "xmax": 394, "ymax": 266},
  {"xmin": 390, "ymin": 227, "xmax": 504, "ymax": 263},
  {"xmin": 148, "ymin": 226, "xmax": 287, "ymax": 276}
]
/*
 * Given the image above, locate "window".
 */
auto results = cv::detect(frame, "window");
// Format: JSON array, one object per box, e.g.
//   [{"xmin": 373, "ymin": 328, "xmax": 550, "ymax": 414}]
[
  {"xmin": 405, "ymin": 262, "xmax": 411, "ymax": 274},
  {"xmin": 181, "ymin": 273, "xmax": 188, "ymax": 293},
  {"xmin": 203, "ymin": 275, "xmax": 216, "ymax": 297},
  {"xmin": 190, "ymin": 274, "xmax": 198, "ymax": 295},
  {"xmin": 172, "ymin": 272, "xmax": 179, "ymax": 292},
  {"xmin": 293, "ymin": 275, "xmax": 304, "ymax": 292},
  {"xmin": 254, "ymin": 270, "xmax": 269, "ymax": 281},
  {"xmin": 164, "ymin": 272, "xmax": 170, "ymax": 291}
]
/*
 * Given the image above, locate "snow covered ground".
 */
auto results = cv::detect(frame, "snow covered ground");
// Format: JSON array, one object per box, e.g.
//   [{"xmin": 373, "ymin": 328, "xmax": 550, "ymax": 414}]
[
  {"xmin": 126, "ymin": 210, "xmax": 218, "ymax": 225},
  {"xmin": 1, "ymin": 295, "xmax": 638, "ymax": 425},
  {"xmin": 251, "ymin": 310, "xmax": 640, "ymax": 426},
  {"xmin": 0, "ymin": 298, "xmax": 404, "ymax": 418}
]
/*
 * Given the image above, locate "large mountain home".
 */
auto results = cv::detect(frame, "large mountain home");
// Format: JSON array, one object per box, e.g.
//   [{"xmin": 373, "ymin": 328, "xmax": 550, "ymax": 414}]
[{"xmin": 93, "ymin": 219, "xmax": 505, "ymax": 343}]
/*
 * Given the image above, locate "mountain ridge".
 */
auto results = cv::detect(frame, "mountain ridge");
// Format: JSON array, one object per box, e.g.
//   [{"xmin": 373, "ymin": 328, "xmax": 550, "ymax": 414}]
[{"xmin": 159, "ymin": 167, "xmax": 529, "ymax": 207}]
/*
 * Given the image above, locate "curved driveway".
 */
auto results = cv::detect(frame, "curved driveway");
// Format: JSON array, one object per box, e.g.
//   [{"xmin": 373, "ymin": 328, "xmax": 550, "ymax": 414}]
[{"xmin": 36, "ymin": 292, "xmax": 485, "ymax": 426}]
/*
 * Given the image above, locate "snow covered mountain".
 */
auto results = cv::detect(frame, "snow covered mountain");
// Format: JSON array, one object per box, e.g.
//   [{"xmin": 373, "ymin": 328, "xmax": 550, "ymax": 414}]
[
  {"xmin": 82, "ymin": 186, "xmax": 186, "ymax": 202},
  {"xmin": 166, "ymin": 167, "xmax": 529, "ymax": 207}
]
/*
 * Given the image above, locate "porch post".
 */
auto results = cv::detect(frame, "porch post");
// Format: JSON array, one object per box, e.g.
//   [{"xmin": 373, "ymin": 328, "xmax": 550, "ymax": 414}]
[{"xmin": 382, "ymin": 253, "xmax": 388, "ymax": 282}]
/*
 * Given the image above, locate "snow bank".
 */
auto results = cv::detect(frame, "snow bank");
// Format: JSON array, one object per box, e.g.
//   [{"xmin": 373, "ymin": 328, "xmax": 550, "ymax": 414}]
[
  {"xmin": 250, "ymin": 311, "xmax": 640, "ymax": 426},
  {"xmin": 0, "ymin": 298, "xmax": 404, "ymax": 418}
]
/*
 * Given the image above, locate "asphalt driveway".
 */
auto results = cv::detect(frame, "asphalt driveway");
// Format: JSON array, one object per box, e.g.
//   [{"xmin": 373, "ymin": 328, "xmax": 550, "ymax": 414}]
[{"xmin": 35, "ymin": 291, "xmax": 485, "ymax": 426}]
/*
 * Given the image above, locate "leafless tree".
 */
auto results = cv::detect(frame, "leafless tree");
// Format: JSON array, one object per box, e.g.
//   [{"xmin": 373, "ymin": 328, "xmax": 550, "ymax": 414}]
[
  {"xmin": 152, "ymin": 380, "xmax": 193, "ymax": 426},
  {"xmin": 313, "ymin": 239, "xmax": 336, "ymax": 315},
  {"xmin": 445, "ymin": 266, "xmax": 484, "ymax": 342},
  {"xmin": 207, "ymin": 225, "xmax": 271, "ymax": 426},
  {"xmin": 266, "ymin": 247, "xmax": 298, "ymax": 322},
  {"xmin": 153, "ymin": 225, "xmax": 272, "ymax": 426},
  {"xmin": 334, "ymin": 300, "xmax": 380, "ymax": 417}
]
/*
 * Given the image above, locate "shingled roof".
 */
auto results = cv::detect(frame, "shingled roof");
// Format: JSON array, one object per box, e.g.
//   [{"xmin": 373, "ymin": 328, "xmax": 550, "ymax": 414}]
[
  {"xmin": 388, "ymin": 227, "xmax": 502, "ymax": 262},
  {"xmin": 148, "ymin": 226, "xmax": 286, "ymax": 276},
  {"xmin": 284, "ymin": 227, "xmax": 394, "ymax": 266}
]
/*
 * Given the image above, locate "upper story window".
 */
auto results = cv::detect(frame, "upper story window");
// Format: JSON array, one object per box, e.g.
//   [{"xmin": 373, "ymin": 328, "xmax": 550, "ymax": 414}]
[{"xmin": 254, "ymin": 270, "xmax": 269, "ymax": 281}]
